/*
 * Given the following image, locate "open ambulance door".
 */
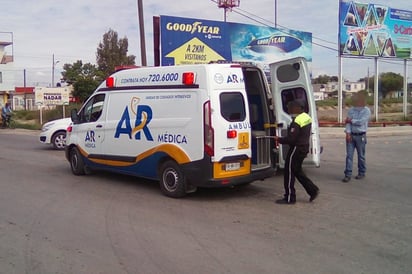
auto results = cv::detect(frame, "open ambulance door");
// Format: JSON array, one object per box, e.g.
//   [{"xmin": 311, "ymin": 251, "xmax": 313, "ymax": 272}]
[{"xmin": 269, "ymin": 57, "xmax": 321, "ymax": 169}]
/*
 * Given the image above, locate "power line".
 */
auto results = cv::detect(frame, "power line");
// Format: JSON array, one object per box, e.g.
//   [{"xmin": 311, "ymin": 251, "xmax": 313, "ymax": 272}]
[
  {"xmin": 211, "ymin": 0, "xmax": 339, "ymax": 52},
  {"xmin": 211, "ymin": 0, "xmax": 412, "ymax": 72}
]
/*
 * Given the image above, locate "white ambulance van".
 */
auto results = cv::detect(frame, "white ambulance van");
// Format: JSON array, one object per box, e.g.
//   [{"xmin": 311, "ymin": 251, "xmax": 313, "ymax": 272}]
[
  {"xmin": 65, "ymin": 57, "xmax": 320, "ymax": 197},
  {"xmin": 65, "ymin": 63, "xmax": 275, "ymax": 197}
]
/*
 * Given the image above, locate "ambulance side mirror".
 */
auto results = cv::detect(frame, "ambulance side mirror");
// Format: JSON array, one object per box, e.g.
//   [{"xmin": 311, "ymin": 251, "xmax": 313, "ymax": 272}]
[{"xmin": 71, "ymin": 109, "xmax": 80, "ymax": 124}]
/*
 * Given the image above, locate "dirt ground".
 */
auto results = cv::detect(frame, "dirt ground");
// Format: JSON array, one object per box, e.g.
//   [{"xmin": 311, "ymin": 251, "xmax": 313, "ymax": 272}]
[{"xmin": 317, "ymin": 103, "xmax": 412, "ymax": 121}]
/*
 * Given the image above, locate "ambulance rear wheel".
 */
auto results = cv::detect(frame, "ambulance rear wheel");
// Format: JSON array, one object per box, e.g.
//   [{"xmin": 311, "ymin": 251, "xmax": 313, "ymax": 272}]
[
  {"xmin": 159, "ymin": 160, "xmax": 186, "ymax": 198},
  {"xmin": 70, "ymin": 147, "xmax": 86, "ymax": 175}
]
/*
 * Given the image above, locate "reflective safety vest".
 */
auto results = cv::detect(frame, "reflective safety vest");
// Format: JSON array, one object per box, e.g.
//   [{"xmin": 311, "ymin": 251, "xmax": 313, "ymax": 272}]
[
  {"xmin": 295, "ymin": 112, "xmax": 312, "ymax": 128},
  {"xmin": 279, "ymin": 112, "xmax": 312, "ymax": 148}
]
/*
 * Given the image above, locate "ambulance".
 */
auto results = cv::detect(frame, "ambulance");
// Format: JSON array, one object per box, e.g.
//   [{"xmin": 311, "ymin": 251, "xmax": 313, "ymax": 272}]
[{"xmin": 65, "ymin": 57, "xmax": 320, "ymax": 197}]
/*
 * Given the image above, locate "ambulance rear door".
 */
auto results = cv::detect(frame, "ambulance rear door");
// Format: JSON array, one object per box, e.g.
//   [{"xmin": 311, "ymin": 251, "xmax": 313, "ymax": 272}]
[
  {"xmin": 207, "ymin": 65, "xmax": 252, "ymax": 178},
  {"xmin": 270, "ymin": 57, "xmax": 321, "ymax": 168}
]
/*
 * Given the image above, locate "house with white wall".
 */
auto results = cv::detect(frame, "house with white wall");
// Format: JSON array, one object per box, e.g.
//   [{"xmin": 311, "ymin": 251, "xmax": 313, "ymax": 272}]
[{"xmin": 0, "ymin": 40, "xmax": 14, "ymax": 108}]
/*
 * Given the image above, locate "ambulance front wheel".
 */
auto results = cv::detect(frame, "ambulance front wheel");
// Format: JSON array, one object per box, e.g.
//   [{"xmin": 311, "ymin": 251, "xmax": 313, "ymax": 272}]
[
  {"xmin": 159, "ymin": 160, "xmax": 187, "ymax": 198},
  {"xmin": 70, "ymin": 147, "xmax": 86, "ymax": 175}
]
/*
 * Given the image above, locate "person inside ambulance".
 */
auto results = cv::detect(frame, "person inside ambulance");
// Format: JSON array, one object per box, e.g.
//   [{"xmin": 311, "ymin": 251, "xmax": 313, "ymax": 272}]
[{"xmin": 274, "ymin": 100, "xmax": 319, "ymax": 204}]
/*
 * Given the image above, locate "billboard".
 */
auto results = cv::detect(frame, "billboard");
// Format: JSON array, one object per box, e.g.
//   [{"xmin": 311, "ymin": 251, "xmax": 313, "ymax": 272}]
[
  {"xmin": 339, "ymin": 0, "xmax": 412, "ymax": 59},
  {"xmin": 35, "ymin": 87, "xmax": 70, "ymax": 106},
  {"xmin": 160, "ymin": 15, "xmax": 312, "ymax": 66}
]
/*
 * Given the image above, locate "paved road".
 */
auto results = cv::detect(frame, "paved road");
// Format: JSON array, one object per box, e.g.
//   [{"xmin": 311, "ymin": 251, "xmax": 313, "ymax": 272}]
[{"xmin": 0, "ymin": 130, "xmax": 411, "ymax": 274}]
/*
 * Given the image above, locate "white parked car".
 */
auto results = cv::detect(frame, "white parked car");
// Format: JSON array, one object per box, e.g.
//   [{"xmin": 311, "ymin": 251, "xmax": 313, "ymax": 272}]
[{"xmin": 39, "ymin": 118, "xmax": 72, "ymax": 150}]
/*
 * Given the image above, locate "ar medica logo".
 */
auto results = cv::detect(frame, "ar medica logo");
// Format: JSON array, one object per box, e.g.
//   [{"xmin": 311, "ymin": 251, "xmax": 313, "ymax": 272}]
[
  {"xmin": 114, "ymin": 97, "xmax": 154, "ymax": 141},
  {"xmin": 85, "ymin": 130, "xmax": 96, "ymax": 148}
]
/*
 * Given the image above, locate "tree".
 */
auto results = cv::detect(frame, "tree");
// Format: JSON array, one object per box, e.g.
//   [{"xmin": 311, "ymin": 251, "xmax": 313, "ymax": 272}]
[
  {"xmin": 312, "ymin": 74, "xmax": 338, "ymax": 84},
  {"xmin": 367, "ymin": 72, "xmax": 403, "ymax": 98},
  {"xmin": 61, "ymin": 60, "xmax": 103, "ymax": 102},
  {"xmin": 96, "ymin": 29, "xmax": 136, "ymax": 78}
]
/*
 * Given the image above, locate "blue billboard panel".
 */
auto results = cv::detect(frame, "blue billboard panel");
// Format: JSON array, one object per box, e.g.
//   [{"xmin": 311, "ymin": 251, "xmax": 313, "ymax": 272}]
[
  {"xmin": 339, "ymin": 0, "xmax": 412, "ymax": 59},
  {"xmin": 228, "ymin": 22, "xmax": 312, "ymax": 63},
  {"xmin": 160, "ymin": 15, "xmax": 312, "ymax": 66}
]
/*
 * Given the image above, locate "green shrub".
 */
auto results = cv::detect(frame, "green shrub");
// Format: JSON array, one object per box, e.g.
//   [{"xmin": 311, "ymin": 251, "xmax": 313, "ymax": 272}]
[{"xmin": 10, "ymin": 103, "xmax": 83, "ymax": 129}]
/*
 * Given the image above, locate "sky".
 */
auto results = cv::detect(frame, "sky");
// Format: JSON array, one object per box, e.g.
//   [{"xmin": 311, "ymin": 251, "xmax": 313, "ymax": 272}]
[{"xmin": 1, "ymin": 0, "xmax": 412, "ymax": 87}]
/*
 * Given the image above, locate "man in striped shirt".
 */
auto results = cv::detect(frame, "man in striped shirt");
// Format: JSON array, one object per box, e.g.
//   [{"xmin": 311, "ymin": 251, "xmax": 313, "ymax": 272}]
[{"xmin": 342, "ymin": 92, "xmax": 371, "ymax": 183}]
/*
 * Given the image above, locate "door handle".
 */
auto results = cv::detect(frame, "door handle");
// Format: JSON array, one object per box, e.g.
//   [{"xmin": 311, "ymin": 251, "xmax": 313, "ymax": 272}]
[{"xmin": 96, "ymin": 124, "xmax": 103, "ymax": 128}]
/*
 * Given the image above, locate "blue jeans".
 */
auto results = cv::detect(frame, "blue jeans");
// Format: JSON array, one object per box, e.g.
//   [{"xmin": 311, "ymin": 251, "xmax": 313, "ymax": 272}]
[{"xmin": 344, "ymin": 134, "xmax": 367, "ymax": 177}]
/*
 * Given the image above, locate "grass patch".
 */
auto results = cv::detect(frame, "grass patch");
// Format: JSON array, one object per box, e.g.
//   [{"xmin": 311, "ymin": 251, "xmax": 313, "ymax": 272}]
[
  {"xmin": 9, "ymin": 104, "xmax": 82, "ymax": 129},
  {"xmin": 13, "ymin": 121, "xmax": 41, "ymax": 130}
]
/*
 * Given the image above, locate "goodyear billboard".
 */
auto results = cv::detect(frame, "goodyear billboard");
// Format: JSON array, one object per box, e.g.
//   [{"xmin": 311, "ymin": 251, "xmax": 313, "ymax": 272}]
[
  {"xmin": 339, "ymin": 0, "xmax": 412, "ymax": 59},
  {"xmin": 160, "ymin": 15, "xmax": 312, "ymax": 66}
]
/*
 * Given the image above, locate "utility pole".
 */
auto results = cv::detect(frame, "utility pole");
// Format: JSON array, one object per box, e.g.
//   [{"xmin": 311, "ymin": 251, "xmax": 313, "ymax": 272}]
[
  {"xmin": 217, "ymin": 0, "xmax": 240, "ymax": 22},
  {"xmin": 366, "ymin": 67, "xmax": 369, "ymax": 93},
  {"xmin": 24, "ymin": 69, "xmax": 26, "ymax": 110},
  {"xmin": 52, "ymin": 54, "xmax": 59, "ymax": 87},
  {"xmin": 137, "ymin": 0, "xmax": 147, "ymax": 66}
]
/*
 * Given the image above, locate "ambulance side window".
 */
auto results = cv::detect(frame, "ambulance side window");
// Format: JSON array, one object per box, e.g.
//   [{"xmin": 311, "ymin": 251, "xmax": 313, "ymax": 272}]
[
  {"xmin": 281, "ymin": 88, "xmax": 309, "ymax": 113},
  {"xmin": 220, "ymin": 92, "xmax": 246, "ymax": 122},
  {"xmin": 79, "ymin": 94, "xmax": 105, "ymax": 123}
]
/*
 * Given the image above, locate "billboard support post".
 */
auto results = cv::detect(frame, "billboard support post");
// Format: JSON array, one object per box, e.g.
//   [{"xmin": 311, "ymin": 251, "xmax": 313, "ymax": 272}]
[
  {"xmin": 374, "ymin": 57, "xmax": 379, "ymax": 122},
  {"xmin": 338, "ymin": 56, "xmax": 343, "ymax": 123},
  {"xmin": 404, "ymin": 59, "xmax": 408, "ymax": 119}
]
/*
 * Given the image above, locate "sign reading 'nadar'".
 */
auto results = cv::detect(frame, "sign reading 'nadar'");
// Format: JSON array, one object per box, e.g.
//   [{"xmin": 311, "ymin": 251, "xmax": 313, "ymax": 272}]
[{"xmin": 35, "ymin": 87, "xmax": 70, "ymax": 106}]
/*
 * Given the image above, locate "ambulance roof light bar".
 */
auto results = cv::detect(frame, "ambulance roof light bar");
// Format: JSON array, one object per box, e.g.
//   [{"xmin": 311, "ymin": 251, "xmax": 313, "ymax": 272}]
[
  {"xmin": 106, "ymin": 77, "xmax": 115, "ymax": 88},
  {"xmin": 114, "ymin": 65, "xmax": 140, "ymax": 72}
]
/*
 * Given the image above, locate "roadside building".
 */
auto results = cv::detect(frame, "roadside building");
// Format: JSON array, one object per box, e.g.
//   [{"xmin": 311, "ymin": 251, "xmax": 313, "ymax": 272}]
[
  {"xmin": 13, "ymin": 87, "xmax": 35, "ymax": 110},
  {"xmin": 320, "ymin": 80, "xmax": 366, "ymax": 99},
  {"xmin": 0, "ymin": 40, "xmax": 14, "ymax": 108},
  {"xmin": 312, "ymin": 84, "xmax": 326, "ymax": 101}
]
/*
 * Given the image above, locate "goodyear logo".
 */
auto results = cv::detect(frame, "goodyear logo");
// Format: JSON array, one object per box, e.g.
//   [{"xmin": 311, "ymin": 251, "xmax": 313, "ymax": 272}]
[
  {"xmin": 166, "ymin": 22, "xmax": 220, "ymax": 35},
  {"xmin": 115, "ymin": 97, "xmax": 153, "ymax": 141}
]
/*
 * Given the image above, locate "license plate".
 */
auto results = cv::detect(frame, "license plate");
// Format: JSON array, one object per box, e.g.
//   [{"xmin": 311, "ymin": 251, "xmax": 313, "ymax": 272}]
[{"xmin": 225, "ymin": 162, "xmax": 241, "ymax": 171}]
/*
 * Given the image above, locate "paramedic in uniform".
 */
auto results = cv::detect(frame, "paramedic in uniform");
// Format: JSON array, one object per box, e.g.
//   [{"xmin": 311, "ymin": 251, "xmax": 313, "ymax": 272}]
[
  {"xmin": 274, "ymin": 100, "xmax": 319, "ymax": 204},
  {"xmin": 342, "ymin": 92, "xmax": 371, "ymax": 182}
]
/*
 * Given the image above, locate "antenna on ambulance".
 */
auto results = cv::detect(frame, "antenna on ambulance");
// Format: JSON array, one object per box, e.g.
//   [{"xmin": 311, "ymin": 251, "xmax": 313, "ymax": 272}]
[{"xmin": 217, "ymin": 0, "xmax": 240, "ymax": 22}]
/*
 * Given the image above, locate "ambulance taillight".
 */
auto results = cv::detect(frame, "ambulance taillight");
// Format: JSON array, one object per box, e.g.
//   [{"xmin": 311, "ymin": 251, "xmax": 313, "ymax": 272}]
[
  {"xmin": 227, "ymin": 130, "xmax": 237, "ymax": 138},
  {"xmin": 182, "ymin": 72, "xmax": 195, "ymax": 85},
  {"xmin": 203, "ymin": 101, "xmax": 214, "ymax": 157},
  {"xmin": 106, "ymin": 77, "xmax": 115, "ymax": 88}
]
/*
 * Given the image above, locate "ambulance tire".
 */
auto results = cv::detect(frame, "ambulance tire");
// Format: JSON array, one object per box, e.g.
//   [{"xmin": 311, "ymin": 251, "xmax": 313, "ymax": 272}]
[
  {"xmin": 70, "ymin": 147, "xmax": 86, "ymax": 176},
  {"xmin": 159, "ymin": 160, "xmax": 187, "ymax": 198}
]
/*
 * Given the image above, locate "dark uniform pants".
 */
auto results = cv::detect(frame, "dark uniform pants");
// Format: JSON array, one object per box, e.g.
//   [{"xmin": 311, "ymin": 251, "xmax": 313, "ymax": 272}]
[{"xmin": 283, "ymin": 146, "xmax": 318, "ymax": 202}]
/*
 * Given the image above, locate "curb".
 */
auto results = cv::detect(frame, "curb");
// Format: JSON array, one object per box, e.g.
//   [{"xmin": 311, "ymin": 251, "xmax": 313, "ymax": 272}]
[
  {"xmin": 320, "ymin": 126, "xmax": 412, "ymax": 138},
  {"xmin": 0, "ymin": 128, "xmax": 41, "ymax": 136}
]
